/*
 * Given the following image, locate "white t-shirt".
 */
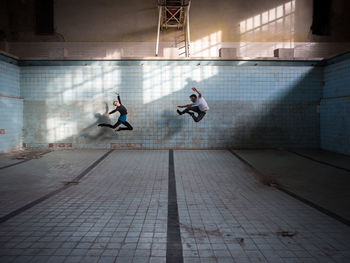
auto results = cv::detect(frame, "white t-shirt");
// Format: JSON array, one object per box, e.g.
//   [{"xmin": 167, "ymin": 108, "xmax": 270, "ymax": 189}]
[{"xmin": 193, "ymin": 97, "xmax": 209, "ymax": 111}]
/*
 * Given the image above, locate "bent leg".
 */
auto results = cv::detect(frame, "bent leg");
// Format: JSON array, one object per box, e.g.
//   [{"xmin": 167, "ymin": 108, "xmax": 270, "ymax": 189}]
[
  {"xmin": 179, "ymin": 106, "xmax": 200, "ymax": 115},
  {"xmin": 191, "ymin": 111, "xmax": 206, "ymax": 122},
  {"xmin": 98, "ymin": 123, "xmax": 114, "ymax": 128},
  {"xmin": 99, "ymin": 120, "xmax": 122, "ymax": 129},
  {"xmin": 117, "ymin": 121, "xmax": 133, "ymax": 131},
  {"xmin": 111, "ymin": 120, "xmax": 123, "ymax": 129}
]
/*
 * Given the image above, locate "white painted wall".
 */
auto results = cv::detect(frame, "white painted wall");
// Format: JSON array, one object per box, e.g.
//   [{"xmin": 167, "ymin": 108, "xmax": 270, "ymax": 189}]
[{"xmin": 1, "ymin": 0, "xmax": 349, "ymax": 59}]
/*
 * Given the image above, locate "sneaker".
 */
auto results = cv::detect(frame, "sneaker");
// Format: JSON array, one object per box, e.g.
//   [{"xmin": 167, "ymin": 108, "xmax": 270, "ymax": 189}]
[{"xmin": 177, "ymin": 110, "xmax": 182, "ymax": 115}]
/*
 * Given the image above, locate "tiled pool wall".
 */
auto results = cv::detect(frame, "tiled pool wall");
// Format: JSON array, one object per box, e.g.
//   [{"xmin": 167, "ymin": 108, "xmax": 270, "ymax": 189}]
[
  {"xmin": 19, "ymin": 61, "xmax": 322, "ymax": 149},
  {"xmin": 2, "ymin": 54, "xmax": 349, "ymax": 151},
  {"xmin": 0, "ymin": 58, "xmax": 23, "ymax": 152},
  {"xmin": 321, "ymin": 54, "xmax": 350, "ymax": 155}
]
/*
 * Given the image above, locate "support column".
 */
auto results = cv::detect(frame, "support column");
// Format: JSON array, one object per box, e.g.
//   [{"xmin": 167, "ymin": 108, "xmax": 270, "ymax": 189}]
[
  {"xmin": 185, "ymin": 5, "xmax": 190, "ymax": 57},
  {"xmin": 155, "ymin": 6, "xmax": 162, "ymax": 56}
]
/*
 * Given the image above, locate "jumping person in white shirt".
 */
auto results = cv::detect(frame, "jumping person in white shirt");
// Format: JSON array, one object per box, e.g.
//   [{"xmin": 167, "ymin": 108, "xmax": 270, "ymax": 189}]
[{"xmin": 177, "ymin": 87, "xmax": 209, "ymax": 122}]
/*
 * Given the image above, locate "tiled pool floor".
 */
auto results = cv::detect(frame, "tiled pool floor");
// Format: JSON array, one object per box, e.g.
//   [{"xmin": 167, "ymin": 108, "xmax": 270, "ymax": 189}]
[{"xmin": 0, "ymin": 150, "xmax": 349, "ymax": 263}]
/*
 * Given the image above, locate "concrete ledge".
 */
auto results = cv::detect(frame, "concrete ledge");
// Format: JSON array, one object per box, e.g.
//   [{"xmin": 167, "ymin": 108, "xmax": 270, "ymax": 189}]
[
  {"xmin": 16, "ymin": 59, "xmax": 324, "ymax": 68},
  {"xmin": 17, "ymin": 56, "xmax": 324, "ymax": 61},
  {"xmin": 4, "ymin": 47, "xmax": 350, "ymax": 63},
  {"xmin": 4, "ymin": 41, "xmax": 350, "ymax": 60},
  {"xmin": 0, "ymin": 49, "xmax": 19, "ymax": 60}
]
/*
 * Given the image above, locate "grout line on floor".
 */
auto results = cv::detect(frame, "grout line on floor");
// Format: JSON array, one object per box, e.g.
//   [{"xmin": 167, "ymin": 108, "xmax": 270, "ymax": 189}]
[
  {"xmin": 228, "ymin": 149, "xmax": 350, "ymax": 227},
  {"xmin": 286, "ymin": 149, "xmax": 350, "ymax": 173},
  {"xmin": 0, "ymin": 151, "xmax": 52, "ymax": 170},
  {"xmin": 0, "ymin": 149, "xmax": 114, "ymax": 224}
]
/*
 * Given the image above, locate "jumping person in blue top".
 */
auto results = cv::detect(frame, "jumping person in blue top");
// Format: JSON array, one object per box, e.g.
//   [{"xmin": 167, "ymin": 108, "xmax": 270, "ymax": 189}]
[
  {"xmin": 177, "ymin": 87, "xmax": 209, "ymax": 122},
  {"xmin": 98, "ymin": 93, "xmax": 133, "ymax": 132}
]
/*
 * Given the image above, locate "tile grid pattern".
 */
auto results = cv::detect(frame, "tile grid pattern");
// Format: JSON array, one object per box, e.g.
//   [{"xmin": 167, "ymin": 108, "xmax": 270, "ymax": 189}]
[
  {"xmin": 0, "ymin": 150, "xmax": 168, "ymax": 263},
  {"xmin": 0, "ymin": 60, "xmax": 23, "ymax": 152},
  {"xmin": 0, "ymin": 150, "xmax": 350, "ymax": 262},
  {"xmin": 20, "ymin": 64, "xmax": 322, "ymax": 149},
  {"xmin": 175, "ymin": 150, "xmax": 350, "ymax": 263},
  {"xmin": 321, "ymin": 57, "xmax": 350, "ymax": 155},
  {"xmin": 0, "ymin": 150, "xmax": 112, "ymax": 223},
  {"xmin": 0, "ymin": 150, "xmax": 108, "ymax": 218}
]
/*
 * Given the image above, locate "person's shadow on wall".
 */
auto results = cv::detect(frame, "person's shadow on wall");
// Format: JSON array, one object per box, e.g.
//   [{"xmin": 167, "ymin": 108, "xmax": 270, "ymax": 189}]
[
  {"xmin": 157, "ymin": 109, "xmax": 185, "ymax": 141},
  {"xmin": 156, "ymin": 78, "xmax": 201, "ymax": 141},
  {"xmin": 184, "ymin": 78, "xmax": 199, "ymax": 92},
  {"xmin": 79, "ymin": 102, "xmax": 114, "ymax": 141}
]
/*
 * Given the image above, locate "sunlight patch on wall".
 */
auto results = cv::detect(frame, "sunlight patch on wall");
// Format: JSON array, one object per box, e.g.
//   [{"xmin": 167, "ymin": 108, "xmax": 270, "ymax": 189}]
[
  {"xmin": 190, "ymin": 31, "xmax": 222, "ymax": 57},
  {"xmin": 106, "ymin": 50, "xmax": 121, "ymax": 59},
  {"xmin": 142, "ymin": 65, "xmax": 218, "ymax": 104},
  {"xmin": 239, "ymin": 1, "xmax": 295, "ymax": 43},
  {"xmin": 142, "ymin": 66, "xmax": 176, "ymax": 104},
  {"xmin": 96, "ymin": 67, "xmax": 121, "ymax": 101},
  {"xmin": 44, "ymin": 67, "xmax": 120, "ymax": 103},
  {"xmin": 46, "ymin": 117, "xmax": 77, "ymax": 142},
  {"xmin": 42, "ymin": 67, "xmax": 120, "ymax": 142}
]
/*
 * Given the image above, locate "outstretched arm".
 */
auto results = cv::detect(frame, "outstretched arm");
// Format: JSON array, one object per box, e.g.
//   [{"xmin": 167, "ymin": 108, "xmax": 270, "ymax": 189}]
[
  {"xmin": 116, "ymin": 93, "xmax": 122, "ymax": 104},
  {"xmin": 108, "ymin": 109, "xmax": 117, "ymax": 115},
  {"xmin": 107, "ymin": 96, "xmax": 118, "ymax": 115},
  {"xmin": 192, "ymin": 87, "xmax": 202, "ymax": 98},
  {"xmin": 105, "ymin": 108, "xmax": 116, "ymax": 116}
]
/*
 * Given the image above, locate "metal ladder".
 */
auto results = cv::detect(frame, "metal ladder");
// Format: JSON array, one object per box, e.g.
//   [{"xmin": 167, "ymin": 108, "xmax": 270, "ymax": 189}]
[{"xmin": 155, "ymin": 0, "xmax": 191, "ymax": 57}]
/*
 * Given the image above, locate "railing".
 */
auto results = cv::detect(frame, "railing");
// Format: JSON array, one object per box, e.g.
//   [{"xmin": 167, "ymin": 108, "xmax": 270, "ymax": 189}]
[{"xmin": 156, "ymin": 0, "xmax": 191, "ymax": 57}]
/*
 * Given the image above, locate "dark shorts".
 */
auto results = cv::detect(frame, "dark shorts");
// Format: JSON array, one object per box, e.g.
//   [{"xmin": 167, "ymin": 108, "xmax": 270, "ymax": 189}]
[{"xmin": 118, "ymin": 114, "xmax": 127, "ymax": 122}]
